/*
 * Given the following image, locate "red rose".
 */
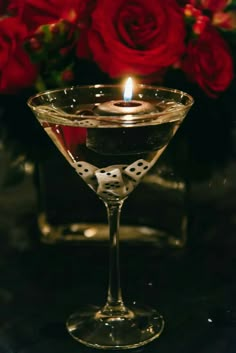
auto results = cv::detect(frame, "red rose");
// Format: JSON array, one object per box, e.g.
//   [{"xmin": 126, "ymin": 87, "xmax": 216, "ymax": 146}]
[
  {"xmin": 60, "ymin": 126, "xmax": 87, "ymax": 150},
  {"xmin": 0, "ymin": 16, "xmax": 38, "ymax": 93},
  {"xmin": 8, "ymin": 0, "xmax": 83, "ymax": 32},
  {"xmin": 181, "ymin": 27, "xmax": 234, "ymax": 97},
  {"xmin": 50, "ymin": 125, "xmax": 87, "ymax": 158},
  {"xmin": 77, "ymin": 0, "xmax": 186, "ymax": 78}
]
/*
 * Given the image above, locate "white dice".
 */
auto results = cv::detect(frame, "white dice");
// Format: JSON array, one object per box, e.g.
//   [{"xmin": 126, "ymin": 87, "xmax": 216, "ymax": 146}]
[
  {"xmin": 124, "ymin": 159, "xmax": 151, "ymax": 181},
  {"xmin": 95, "ymin": 165, "xmax": 126, "ymax": 198},
  {"xmin": 72, "ymin": 161, "xmax": 98, "ymax": 190}
]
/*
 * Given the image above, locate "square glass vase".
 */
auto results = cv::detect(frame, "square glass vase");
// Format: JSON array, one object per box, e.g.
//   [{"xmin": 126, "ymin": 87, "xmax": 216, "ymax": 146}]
[{"xmin": 35, "ymin": 141, "xmax": 189, "ymax": 248}]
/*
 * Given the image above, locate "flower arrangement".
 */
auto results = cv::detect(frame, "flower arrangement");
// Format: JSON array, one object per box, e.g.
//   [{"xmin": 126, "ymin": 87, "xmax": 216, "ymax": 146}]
[{"xmin": 0, "ymin": 0, "xmax": 235, "ymax": 98}]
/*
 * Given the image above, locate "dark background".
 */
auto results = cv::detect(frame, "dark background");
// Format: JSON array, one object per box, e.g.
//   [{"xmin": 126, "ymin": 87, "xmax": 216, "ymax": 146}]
[{"xmin": 0, "ymin": 68, "xmax": 236, "ymax": 352}]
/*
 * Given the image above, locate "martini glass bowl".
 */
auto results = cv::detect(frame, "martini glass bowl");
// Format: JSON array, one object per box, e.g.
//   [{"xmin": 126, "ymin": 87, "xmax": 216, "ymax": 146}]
[{"xmin": 27, "ymin": 84, "xmax": 194, "ymax": 350}]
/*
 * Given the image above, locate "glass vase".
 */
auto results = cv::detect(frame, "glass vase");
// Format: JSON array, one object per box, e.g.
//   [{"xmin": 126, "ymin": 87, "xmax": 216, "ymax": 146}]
[{"xmin": 35, "ymin": 133, "xmax": 189, "ymax": 248}]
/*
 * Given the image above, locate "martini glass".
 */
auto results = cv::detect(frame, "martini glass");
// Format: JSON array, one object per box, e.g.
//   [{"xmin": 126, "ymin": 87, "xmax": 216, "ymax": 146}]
[{"xmin": 27, "ymin": 84, "xmax": 193, "ymax": 350}]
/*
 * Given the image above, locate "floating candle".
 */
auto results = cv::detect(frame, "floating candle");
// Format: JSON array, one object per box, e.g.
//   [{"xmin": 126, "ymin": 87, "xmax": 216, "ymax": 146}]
[{"xmin": 94, "ymin": 77, "xmax": 156, "ymax": 116}]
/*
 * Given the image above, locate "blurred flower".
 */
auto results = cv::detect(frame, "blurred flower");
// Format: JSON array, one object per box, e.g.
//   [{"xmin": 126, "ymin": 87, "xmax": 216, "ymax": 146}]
[
  {"xmin": 197, "ymin": 0, "xmax": 231, "ymax": 12},
  {"xmin": 0, "ymin": 16, "xmax": 38, "ymax": 93},
  {"xmin": 182, "ymin": 27, "xmax": 233, "ymax": 96},
  {"xmin": 0, "ymin": 0, "xmax": 235, "ymax": 97},
  {"xmin": 212, "ymin": 10, "xmax": 236, "ymax": 29}
]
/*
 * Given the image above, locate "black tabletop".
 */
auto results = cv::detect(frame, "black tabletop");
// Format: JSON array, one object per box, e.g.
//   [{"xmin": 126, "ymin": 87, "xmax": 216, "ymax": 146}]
[{"xmin": 0, "ymin": 165, "xmax": 236, "ymax": 353}]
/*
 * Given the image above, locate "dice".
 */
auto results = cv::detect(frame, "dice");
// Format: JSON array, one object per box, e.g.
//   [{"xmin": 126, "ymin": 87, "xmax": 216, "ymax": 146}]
[
  {"xmin": 77, "ymin": 119, "xmax": 97, "ymax": 127},
  {"xmin": 95, "ymin": 165, "xmax": 125, "ymax": 197},
  {"xmin": 124, "ymin": 159, "xmax": 151, "ymax": 182},
  {"xmin": 72, "ymin": 161, "xmax": 98, "ymax": 190}
]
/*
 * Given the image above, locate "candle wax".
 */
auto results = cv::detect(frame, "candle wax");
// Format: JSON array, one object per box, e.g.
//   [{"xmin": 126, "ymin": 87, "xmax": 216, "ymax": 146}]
[{"xmin": 94, "ymin": 100, "xmax": 156, "ymax": 116}]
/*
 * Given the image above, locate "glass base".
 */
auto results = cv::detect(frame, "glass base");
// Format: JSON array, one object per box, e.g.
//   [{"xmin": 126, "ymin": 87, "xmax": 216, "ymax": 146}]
[{"xmin": 66, "ymin": 304, "xmax": 164, "ymax": 350}]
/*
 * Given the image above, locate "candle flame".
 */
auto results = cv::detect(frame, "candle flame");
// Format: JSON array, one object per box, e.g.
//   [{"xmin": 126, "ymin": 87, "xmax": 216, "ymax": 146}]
[{"xmin": 123, "ymin": 77, "xmax": 133, "ymax": 102}]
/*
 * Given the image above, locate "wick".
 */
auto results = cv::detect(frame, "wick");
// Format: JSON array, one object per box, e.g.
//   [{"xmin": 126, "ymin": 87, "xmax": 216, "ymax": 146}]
[{"xmin": 114, "ymin": 101, "xmax": 141, "ymax": 108}]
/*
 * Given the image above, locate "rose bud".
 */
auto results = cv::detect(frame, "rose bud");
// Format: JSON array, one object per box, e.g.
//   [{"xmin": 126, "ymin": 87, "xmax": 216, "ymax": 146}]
[
  {"xmin": 28, "ymin": 37, "xmax": 42, "ymax": 51},
  {"xmin": 200, "ymin": 0, "xmax": 231, "ymax": 12},
  {"xmin": 49, "ymin": 23, "xmax": 60, "ymax": 34},
  {"xmin": 60, "ymin": 47, "xmax": 71, "ymax": 56},
  {"xmin": 61, "ymin": 69, "xmax": 74, "ymax": 82},
  {"xmin": 192, "ymin": 7, "xmax": 202, "ymax": 17},
  {"xmin": 184, "ymin": 4, "xmax": 195, "ymax": 17},
  {"xmin": 63, "ymin": 8, "xmax": 78, "ymax": 24},
  {"xmin": 193, "ymin": 15, "xmax": 209, "ymax": 35},
  {"xmin": 212, "ymin": 11, "xmax": 236, "ymax": 30}
]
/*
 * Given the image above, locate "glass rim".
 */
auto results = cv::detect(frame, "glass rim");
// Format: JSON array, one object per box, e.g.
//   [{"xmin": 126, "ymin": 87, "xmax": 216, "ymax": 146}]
[{"xmin": 27, "ymin": 83, "xmax": 194, "ymax": 123}]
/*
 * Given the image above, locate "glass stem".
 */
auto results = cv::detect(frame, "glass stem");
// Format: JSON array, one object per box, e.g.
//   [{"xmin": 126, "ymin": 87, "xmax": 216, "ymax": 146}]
[{"xmin": 102, "ymin": 199, "xmax": 128, "ymax": 315}]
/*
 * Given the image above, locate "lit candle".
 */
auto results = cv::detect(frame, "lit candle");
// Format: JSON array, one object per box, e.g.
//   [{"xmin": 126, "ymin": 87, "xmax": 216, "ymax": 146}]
[{"xmin": 94, "ymin": 77, "xmax": 156, "ymax": 116}]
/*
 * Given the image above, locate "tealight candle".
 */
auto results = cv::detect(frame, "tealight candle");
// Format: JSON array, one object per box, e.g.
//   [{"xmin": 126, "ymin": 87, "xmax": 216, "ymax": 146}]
[{"xmin": 94, "ymin": 77, "xmax": 156, "ymax": 116}]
